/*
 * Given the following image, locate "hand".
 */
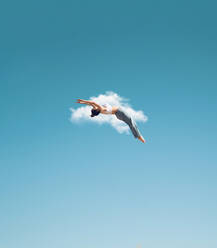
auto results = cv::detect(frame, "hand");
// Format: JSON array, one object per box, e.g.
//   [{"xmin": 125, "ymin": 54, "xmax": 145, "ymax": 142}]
[{"xmin": 76, "ymin": 99, "xmax": 84, "ymax": 104}]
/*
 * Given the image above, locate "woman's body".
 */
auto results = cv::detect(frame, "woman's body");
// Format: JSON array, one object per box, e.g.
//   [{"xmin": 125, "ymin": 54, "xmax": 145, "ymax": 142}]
[{"xmin": 76, "ymin": 99, "xmax": 145, "ymax": 143}]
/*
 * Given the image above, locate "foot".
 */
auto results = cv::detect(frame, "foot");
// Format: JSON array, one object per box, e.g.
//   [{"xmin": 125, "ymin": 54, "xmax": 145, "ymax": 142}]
[{"xmin": 138, "ymin": 136, "xmax": 145, "ymax": 143}]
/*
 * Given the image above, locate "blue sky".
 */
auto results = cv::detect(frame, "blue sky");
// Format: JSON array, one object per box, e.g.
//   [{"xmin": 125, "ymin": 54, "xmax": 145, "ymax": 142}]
[{"xmin": 1, "ymin": 0, "xmax": 217, "ymax": 247}]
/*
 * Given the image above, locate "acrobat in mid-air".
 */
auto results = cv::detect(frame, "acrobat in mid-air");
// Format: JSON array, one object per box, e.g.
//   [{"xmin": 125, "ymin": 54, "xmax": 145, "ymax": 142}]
[{"xmin": 76, "ymin": 99, "xmax": 145, "ymax": 143}]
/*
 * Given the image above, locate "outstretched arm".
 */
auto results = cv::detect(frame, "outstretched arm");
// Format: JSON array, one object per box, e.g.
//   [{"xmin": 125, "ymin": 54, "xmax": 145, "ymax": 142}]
[{"xmin": 76, "ymin": 99, "xmax": 102, "ymax": 110}]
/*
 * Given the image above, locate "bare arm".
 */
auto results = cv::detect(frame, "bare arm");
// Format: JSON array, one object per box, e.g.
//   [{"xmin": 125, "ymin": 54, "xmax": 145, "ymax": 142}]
[{"xmin": 76, "ymin": 99, "xmax": 102, "ymax": 110}]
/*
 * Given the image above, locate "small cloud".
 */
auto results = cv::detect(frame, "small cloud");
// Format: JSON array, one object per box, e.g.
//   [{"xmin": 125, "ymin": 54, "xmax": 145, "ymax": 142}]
[{"xmin": 70, "ymin": 91, "xmax": 148, "ymax": 134}]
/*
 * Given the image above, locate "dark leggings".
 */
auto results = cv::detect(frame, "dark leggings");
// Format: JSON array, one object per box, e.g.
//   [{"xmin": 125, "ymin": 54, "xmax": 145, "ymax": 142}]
[{"xmin": 115, "ymin": 108, "xmax": 141, "ymax": 138}]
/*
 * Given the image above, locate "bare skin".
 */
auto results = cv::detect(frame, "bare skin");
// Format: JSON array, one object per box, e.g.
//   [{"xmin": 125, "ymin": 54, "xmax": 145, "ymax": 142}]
[
  {"xmin": 76, "ymin": 99, "xmax": 145, "ymax": 143},
  {"xmin": 76, "ymin": 99, "xmax": 118, "ymax": 114}
]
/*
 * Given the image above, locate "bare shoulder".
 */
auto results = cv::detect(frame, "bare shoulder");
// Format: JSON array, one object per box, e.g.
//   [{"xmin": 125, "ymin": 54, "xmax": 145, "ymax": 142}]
[{"xmin": 100, "ymin": 106, "xmax": 107, "ymax": 114}]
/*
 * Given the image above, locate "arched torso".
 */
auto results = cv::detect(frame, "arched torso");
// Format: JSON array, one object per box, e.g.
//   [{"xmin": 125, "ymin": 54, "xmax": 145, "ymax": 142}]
[{"xmin": 100, "ymin": 104, "xmax": 118, "ymax": 115}]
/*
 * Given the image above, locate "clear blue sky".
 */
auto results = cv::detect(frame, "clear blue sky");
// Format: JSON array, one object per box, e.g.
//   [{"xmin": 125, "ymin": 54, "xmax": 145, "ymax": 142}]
[{"xmin": 1, "ymin": 0, "xmax": 217, "ymax": 247}]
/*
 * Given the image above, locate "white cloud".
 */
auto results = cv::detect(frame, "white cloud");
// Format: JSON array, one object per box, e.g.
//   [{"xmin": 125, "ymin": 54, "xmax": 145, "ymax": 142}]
[{"xmin": 70, "ymin": 91, "xmax": 148, "ymax": 134}]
